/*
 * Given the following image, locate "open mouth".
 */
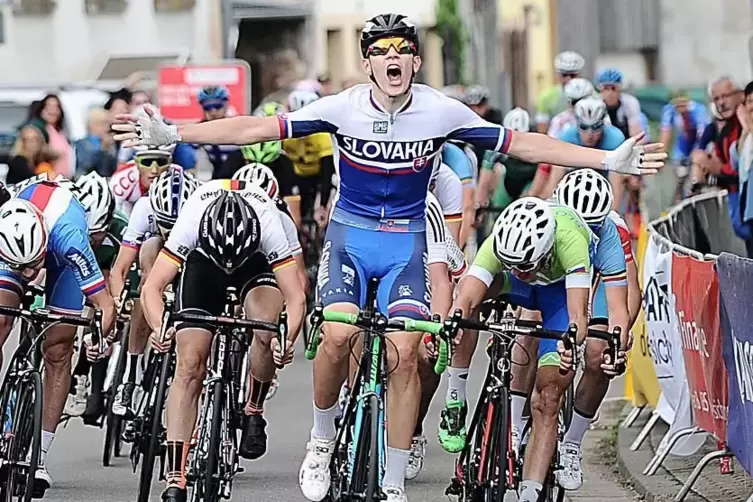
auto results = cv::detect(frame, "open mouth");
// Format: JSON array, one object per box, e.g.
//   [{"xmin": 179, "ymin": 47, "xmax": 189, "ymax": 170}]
[{"xmin": 386, "ymin": 64, "xmax": 403, "ymax": 85}]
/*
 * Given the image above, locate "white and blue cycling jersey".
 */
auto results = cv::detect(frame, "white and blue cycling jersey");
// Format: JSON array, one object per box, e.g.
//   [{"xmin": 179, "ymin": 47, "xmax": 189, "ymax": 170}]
[
  {"xmin": 590, "ymin": 215, "xmax": 628, "ymax": 323},
  {"xmin": 442, "ymin": 142, "xmax": 475, "ymax": 187},
  {"xmin": 0, "ymin": 182, "xmax": 106, "ymax": 314},
  {"xmin": 280, "ymin": 84, "xmax": 510, "ymax": 319}
]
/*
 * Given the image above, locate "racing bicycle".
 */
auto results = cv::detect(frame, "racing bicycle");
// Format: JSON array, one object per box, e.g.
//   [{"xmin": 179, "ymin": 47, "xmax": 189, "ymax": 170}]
[
  {"xmin": 161, "ymin": 287, "xmax": 288, "ymax": 502},
  {"xmin": 0, "ymin": 289, "xmax": 104, "ymax": 502},
  {"xmin": 446, "ymin": 299, "xmax": 621, "ymax": 502},
  {"xmin": 305, "ymin": 277, "xmax": 460, "ymax": 502}
]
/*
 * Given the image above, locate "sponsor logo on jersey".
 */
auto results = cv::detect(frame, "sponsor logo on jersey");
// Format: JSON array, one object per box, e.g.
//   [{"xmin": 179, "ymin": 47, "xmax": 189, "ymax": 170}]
[
  {"xmin": 66, "ymin": 248, "xmax": 94, "ymax": 280},
  {"xmin": 339, "ymin": 136, "xmax": 438, "ymax": 163},
  {"xmin": 373, "ymin": 121, "xmax": 388, "ymax": 134}
]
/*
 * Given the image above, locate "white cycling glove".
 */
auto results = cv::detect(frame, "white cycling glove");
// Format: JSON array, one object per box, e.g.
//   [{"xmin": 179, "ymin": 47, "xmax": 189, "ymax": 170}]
[
  {"xmin": 132, "ymin": 112, "xmax": 181, "ymax": 147},
  {"xmin": 602, "ymin": 136, "xmax": 647, "ymax": 175}
]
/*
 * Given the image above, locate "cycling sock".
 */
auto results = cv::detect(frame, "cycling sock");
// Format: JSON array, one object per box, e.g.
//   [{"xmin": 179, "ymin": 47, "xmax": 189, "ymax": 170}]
[
  {"xmin": 445, "ymin": 367, "xmax": 469, "ymax": 404},
  {"xmin": 245, "ymin": 376, "xmax": 272, "ymax": 415},
  {"xmin": 563, "ymin": 408, "xmax": 595, "ymax": 447},
  {"xmin": 311, "ymin": 402, "xmax": 339, "ymax": 441},
  {"xmin": 382, "ymin": 447, "xmax": 410, "ymax": 490},
  {"xmin": 126, "ymin": 353, "xmax": 143, "ymax": 383},
  {"xmin": 510, "ymin": 391, "xmax": 527, "ymax": 434},
  {"xmin": 165, "ymin": 441, "xmax": 189, "ymax": 489},
  {"xmin": 518, "ymin": 480, "xmax": 542, "ymax": 501},
  {"xmin": 40, "ymin": 430, "xmax": 55, "ymax": 464}
]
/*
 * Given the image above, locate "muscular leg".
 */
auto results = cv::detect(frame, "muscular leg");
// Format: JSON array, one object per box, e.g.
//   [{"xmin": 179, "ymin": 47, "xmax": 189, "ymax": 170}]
[
  {"xmin": 164, "ymin": 328, "xmax": 211, "ymax": 489},
  {"xmin": 239, "ymin": 285, "xmax": 284, "ymax": 459}
]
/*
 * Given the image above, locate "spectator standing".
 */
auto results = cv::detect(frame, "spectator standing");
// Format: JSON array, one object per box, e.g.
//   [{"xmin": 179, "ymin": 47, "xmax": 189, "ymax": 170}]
[
  {"xmin": 33, "ymin": 94, "xmax": 73, "ymax": 179},
  {"xmin": 7, "ymin": 119, "xmax": 56, "ymax": 184},
  {"xmin": 729, "ymin": 82, "xmax": 753, "ymax": 255},
  {"xmin": 74, "ymin": 108, "xmax": 118, "ymax": 179}
]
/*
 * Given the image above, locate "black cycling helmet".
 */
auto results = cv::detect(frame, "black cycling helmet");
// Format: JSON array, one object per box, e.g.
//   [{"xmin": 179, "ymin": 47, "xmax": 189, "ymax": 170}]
[
  {"xmin": 198, "ymin": 191, "xmax": 260, "ymax": 273},
  {"xmin": 360, "ymin": 13, "xmax": 419, "ymax": 58}
]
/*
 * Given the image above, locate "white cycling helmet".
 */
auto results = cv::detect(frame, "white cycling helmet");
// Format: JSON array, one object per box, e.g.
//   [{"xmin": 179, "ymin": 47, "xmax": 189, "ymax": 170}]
[
  {"xmin": 441, "ymin": 85, "xmax": 466, "ymax": 101},
  {"xmin": 556, "ymin": 168, "xmax": 613, "ymax": 226},
  {"xmin": 288, "ymin": 90, "xmax": 319, "ymax": 112},
  {"xmin": 564, "ymin": 78, "xmax": 595, "ymax": 102},
  {"xmin": 75, "ymin": 172, "xmax": 115, "ymax": 233},
  {"xmin": 573, "ymin": 98, "xmax": 607, "ymax": 127},
  {"xmin": 554, "ymin": 51, "xmax": 585, "ymax": 74},
  {"xmin": 149, "ymin": 166, "xmax": 199, "ymax": 235},
  {"xmin": 503, "ymin": 108, "xmax": 531, "ymax": 132},
  {"xmin": 492, "ymin": 197, "xmax": 555, "ymax": 268},
  {"xmin": 232, "ymin": 163, "xmax": 279, "ymax": 200},
  {"xmin": 0, "ymin": 199, "xmax": 48, "ymax": 267}
]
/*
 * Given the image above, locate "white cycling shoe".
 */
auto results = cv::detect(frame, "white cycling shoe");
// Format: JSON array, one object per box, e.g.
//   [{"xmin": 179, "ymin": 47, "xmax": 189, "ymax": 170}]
[
  {"xmin": 34, "ymin": 462, "xmax": 53, "ymax": 491},
  {"xmin": 405, "ymin": 435, "xmax": 427, "ymax": 480},
  {"xmin": 299, "ymin": 437, "xmax": 335, "ymax": 501},
  {"xmin": 384, "ymin": 485, "xmax": 408, "ymax": 502},
  {"xmin": 64, "ymin": 375, "xmax": 89, "ymax": 417},
  {"xmin": 556, "ymin": 441, "xmax": 584, "ymax": 490}
]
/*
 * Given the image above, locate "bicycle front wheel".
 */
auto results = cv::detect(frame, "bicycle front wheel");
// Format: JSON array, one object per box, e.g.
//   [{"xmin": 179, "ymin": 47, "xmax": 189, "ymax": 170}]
[
  {"xmin": 1, "ymin": 371, "xmax": 42, "ymax": 502},
  {"xmin": 203, "ymin": 380, "xmax": 225, "ymax": 502},
  {"xmin": 103, "ymin": 340, "xmax": 129, "ymax": 466},
  {"xmin": 137, "ymin": 353, "xmax": 170, "ymax": 502}
]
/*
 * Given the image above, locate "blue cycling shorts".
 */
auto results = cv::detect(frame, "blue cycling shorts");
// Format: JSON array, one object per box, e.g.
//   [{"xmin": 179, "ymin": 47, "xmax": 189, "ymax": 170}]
[
  {"xmin": 316, "ymin": 214, "xmax": 431, "ymax": 321},
  {"xmin": 0, "ymin": 257, "xmax": 85, "ymax": 315},
  {"xmin": 505, "ymin": 278, "xmax": 568, "ymax": 367}
]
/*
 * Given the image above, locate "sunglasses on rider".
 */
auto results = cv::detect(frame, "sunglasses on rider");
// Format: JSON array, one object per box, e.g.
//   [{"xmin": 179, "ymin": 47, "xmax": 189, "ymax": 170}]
[
  {"xmin": 202, "ymin": 101, "xmax": 226, "ymax": 111},
  {"xmin": 367, "ymin": 37, "xmax": 417, "ymax": 57},
  {"xmin": 135, "ymin": 156, "xmax": 171, "ymax": 171},
  {"xmin": 578, "ymin": 122, "xmax": 604, "ymax": 132},
  {"xmin": 560, "ymin": 72, "xmax": 579, "ymax": 79},
  {"xmin": 7, "ymin": 255, "xmax": 45, "ymax": 273}
]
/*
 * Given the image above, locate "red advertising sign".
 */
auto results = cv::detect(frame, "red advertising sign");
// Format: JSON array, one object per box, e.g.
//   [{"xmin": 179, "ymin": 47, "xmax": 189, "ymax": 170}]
[
  {"xmin": 157, "ymin": 61, "xmax": 251, "ymax": 123},
  {"xmin": 672, "ymin": 252, "xmax": 728, "ymax": 439}
]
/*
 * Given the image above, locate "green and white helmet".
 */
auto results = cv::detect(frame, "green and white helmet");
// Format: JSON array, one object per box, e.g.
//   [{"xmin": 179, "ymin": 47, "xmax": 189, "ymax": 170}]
[{"xmin": 243, "ymin": 101, "xmax": 284, "ymax": 163}]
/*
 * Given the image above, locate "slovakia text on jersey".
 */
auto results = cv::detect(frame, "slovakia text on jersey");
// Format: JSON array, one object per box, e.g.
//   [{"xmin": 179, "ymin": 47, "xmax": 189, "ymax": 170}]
[{"xmin": 278, "ymin": 84, "xmax": 511, "ymax": 221}]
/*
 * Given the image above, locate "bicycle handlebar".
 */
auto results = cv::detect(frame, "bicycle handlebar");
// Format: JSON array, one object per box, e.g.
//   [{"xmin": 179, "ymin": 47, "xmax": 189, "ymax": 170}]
[
  {"xmin": 305, "ymin": 305, "xmax": 462, "ymax": 374},
  {"xmin": 0, "ymin": 304, "xmax": 104, "ymax": 349}
]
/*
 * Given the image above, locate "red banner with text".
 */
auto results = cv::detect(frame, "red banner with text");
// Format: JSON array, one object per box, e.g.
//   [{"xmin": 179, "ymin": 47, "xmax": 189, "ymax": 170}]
[{"xmin": 671, "ymin": 252, "xmax": 728, "ymax": 440}]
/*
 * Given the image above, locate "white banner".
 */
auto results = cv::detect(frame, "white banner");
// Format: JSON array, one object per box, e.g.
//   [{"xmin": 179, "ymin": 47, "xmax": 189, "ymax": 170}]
[{"xmin": 643, "ymin": 234, "xmax": 706, "ymax": 455}]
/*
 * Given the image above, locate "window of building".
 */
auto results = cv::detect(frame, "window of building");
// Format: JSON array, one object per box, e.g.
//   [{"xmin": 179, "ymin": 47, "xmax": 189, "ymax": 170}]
[
  {"xmin": 13, "ymin": 0, "xmax": 57, "ymax": 16},
  {"xmin": 154, "ymin": 0, "xmax": 196, "ymax": 12},
  {"xmin": 85, "ymin": 0, "xmax": 128, "ymax": 15}
]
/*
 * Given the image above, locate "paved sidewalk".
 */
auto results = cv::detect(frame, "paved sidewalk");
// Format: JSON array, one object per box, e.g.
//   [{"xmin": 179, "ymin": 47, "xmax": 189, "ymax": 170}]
[{"xmin": 617, "ymin": 409, "xmax": 753, "ymax": 501}]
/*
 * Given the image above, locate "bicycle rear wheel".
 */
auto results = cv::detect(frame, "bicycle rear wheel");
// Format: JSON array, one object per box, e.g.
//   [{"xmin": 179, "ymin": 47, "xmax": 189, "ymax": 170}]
[
  {"xmin": 136, "ymin": 353, "xmax": 170, "ymax": 502},
  {"xmin": 103, "ymin": 340, "xmax": 129, "ymax": 466},
  {"xmin": 1, "ymin": 371, "xmax": 42, "ymax": 502}
]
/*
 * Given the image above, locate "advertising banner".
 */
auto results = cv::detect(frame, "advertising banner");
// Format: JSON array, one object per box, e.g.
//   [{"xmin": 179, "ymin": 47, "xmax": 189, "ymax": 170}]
[
  {"xmin": 158, "ymin": 61, "xmax": 251, "ymax": 122},
  {"xmin": 643, "ymin": 234, "xmax": 706, "ymax": 455},
  {"xmin": 628, "ymin": 223, "xmax": 661, "ymax": 407},
  {"xmin": 672, "ymin": 253, "xmax": 728, "ymax": 440},
  {"xmin": 717, "ymin": 252, "xmax": 753, "ymax": 475}
]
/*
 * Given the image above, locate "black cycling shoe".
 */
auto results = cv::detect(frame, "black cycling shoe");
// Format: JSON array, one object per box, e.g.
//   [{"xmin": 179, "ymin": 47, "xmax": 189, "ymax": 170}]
[
  {"xmin": 239, "ymin": 414, "xmax": 267, "ymax": 459},
  {"xmin": 161, "ymin": 487, "xmax": 187, "ymax": 502},
  {"xmin": 82, "ymin": 392, "xmax": 105, "ymax": 426}
]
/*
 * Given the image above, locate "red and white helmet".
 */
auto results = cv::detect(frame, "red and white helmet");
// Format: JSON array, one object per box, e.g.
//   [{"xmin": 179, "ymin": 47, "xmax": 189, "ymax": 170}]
[{"xmin": 0, "ymin": 199, "xmax": 48, "ymax": 267}]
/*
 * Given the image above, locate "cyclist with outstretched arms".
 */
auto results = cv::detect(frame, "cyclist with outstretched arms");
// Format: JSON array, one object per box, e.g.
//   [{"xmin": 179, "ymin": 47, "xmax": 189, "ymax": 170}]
[
  {"xmin": 107, "ymin": 167, "xmax": 199, "ymax": 421},
  {"xmin": 536, "ymin": 51, "xmax": 586, "ymax": 133},
  {"xmin": 552, "ymin": 169, "xmax": 640, "ymax": 490},
  {"xmin": 450, "ymin": 197, "xmax": 627, "ymax": 502},
  {"xmin": 113, "ymin": 14, "xmax": 664, "ymax": 502},
  {"xmin": 136, "ymin": 179, "xmax": 305, "ymax": 502},
  {"xmin": 0, "ymin": 181, "xmax": 116, "ymax": 497}
]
